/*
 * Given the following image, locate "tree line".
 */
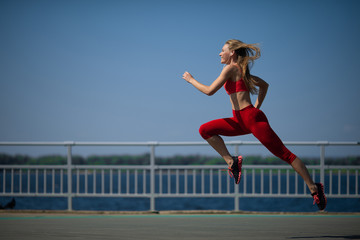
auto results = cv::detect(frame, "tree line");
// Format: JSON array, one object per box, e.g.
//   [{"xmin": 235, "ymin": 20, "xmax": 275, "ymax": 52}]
[{"xmin": 0, "ymin": 153, "xmax": 359, "ymax": 165}]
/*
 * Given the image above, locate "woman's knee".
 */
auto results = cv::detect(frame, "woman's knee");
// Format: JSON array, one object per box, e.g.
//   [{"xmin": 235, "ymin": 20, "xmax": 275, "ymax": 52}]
[{"xmin": 199, "ymin": 124, "xmax": 212, "ymax": 139}]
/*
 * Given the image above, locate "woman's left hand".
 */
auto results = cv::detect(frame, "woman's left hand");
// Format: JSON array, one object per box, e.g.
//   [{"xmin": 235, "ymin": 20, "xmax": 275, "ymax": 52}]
[{"xmin": 182, "ymin": 71, "xmax": 194, "ymax": 83}]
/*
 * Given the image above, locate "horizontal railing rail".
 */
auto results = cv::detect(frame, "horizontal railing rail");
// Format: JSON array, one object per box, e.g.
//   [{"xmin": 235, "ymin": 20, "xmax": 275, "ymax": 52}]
[{"xmin": 0, "ymin": 141, "xmax": 359, "ymax": 211}]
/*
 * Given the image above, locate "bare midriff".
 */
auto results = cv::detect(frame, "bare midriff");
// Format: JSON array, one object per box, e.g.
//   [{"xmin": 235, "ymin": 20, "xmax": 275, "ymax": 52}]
[{"xmin": 229, "ymin": 91, "xmax": 252, "ymax": 110}]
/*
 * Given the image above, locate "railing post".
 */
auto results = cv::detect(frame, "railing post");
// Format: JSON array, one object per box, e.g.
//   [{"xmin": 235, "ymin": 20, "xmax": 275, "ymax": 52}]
[
  {"xmin": 66, "ymin": 142, "xmax": 73, "ymax": 211},
  {"xmin": 234, "ymin": 144, "xmax": 239, "ymax": 156},
  {"xmin": 320, "ymin": 144, "xmax": 326, "ymax": 185},
  {"xmin": 149, "ymin": 143, "xmax": 156, "ymax": 211}
]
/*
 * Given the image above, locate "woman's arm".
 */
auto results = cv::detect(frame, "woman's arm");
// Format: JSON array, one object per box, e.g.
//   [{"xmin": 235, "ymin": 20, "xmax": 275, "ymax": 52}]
[
  {"xmin": 252, "ymin": 75, "xmax": 269, "ymax": 109},
  {"xmin": 183, "ymin": 65, "xmax": 233, "ymax": 96}
]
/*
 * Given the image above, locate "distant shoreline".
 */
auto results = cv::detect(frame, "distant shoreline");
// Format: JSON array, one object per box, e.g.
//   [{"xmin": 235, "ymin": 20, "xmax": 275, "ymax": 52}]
[{"xmin": 1, "ymin": 153, "xmax": 359, "ymax": 165}]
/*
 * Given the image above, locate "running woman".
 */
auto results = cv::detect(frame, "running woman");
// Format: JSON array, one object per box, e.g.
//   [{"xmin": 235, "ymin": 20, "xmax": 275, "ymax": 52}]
[{"xmin": 182, "ymin": 39, "xmax": 327, "ymax": 210}]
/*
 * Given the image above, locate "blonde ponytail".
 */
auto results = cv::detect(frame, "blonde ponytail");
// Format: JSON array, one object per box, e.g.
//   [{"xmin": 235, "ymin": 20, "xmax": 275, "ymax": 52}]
[{"xmin": 225, "ymin": 39, "xmax": 261, "ymax": 94}]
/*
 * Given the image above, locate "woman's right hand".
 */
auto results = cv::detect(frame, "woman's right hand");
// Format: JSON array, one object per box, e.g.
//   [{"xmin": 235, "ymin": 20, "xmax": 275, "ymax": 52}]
[{"xmin": 182, "ymin": 71, "xmax": 194, "ymax": 83}]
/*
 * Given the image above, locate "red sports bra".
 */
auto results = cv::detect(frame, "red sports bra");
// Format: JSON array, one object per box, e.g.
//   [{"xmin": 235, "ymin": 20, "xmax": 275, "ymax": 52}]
[{"xmin": 224, "ymin": 78, "xmax": 248, "ymax": 95}]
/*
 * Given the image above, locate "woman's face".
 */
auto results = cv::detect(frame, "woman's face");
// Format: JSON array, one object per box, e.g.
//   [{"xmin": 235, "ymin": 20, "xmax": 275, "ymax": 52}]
[{"xmin": 219, "ymin": 44, "xmax": 232, "ymax": 64}]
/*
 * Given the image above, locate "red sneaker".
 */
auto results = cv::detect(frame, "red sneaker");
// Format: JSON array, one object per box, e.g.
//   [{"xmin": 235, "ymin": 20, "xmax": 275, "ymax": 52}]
[
  {"xmin": 311, "ymin": 183, "xmax": 327, "ymax": 211},
  {"xmin": 228, "ymin": 156, "xmax": 243, "ymax": 184}
]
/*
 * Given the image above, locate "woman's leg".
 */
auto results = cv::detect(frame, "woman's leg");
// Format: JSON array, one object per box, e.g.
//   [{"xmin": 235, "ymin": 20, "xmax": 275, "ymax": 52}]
[
  {"xmin": 205, "ymin": 135, "xmax": 233, "ymax": 167},
  {"xmin": 243, "ymin": 107, "xmax": 318, "ymax": 193},
  {"xmin": 199, "ymin": 117, "xmax": 250, "ymax": 167},
  {"xmin": 253, "ymin": 125, "xmax": 318, "ymax": 193},
  {"xmin": 291, "ymin": 157, "xmax": 317, "ymax": 194}
]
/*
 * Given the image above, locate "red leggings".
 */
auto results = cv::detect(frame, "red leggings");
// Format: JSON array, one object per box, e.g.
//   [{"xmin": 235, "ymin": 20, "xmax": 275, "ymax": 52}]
[{"xmin": 199, "ymin": 105, "xmax": 296, "ymax": 164}]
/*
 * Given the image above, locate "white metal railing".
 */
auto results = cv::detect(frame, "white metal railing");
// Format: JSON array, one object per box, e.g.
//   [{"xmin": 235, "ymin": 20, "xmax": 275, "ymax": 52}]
[{"xmin": 0, "ymin": 141, "xmax": 359, "ymax": 211}]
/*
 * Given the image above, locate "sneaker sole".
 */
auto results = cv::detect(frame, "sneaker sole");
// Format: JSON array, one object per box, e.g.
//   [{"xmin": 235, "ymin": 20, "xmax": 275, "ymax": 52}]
[
  {"xmin": 315, "ymin": 183, "xmax": 327, "ymax": 210},
  {"xmin": 236, "ymin": 156, "xmax": 243, "ymax": 184}
]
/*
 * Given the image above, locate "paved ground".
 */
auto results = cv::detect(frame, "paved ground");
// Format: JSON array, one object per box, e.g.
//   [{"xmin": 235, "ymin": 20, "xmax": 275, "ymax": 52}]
[{"xmin": 0, "ymin": 212, "xmax": 360, "ymax": 240}]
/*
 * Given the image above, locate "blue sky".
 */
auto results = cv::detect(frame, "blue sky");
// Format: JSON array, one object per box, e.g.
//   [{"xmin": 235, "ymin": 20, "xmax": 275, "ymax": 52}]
[{"xmin": 0, "ymin": 0, "xmax": 359, "ymax": 157}]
